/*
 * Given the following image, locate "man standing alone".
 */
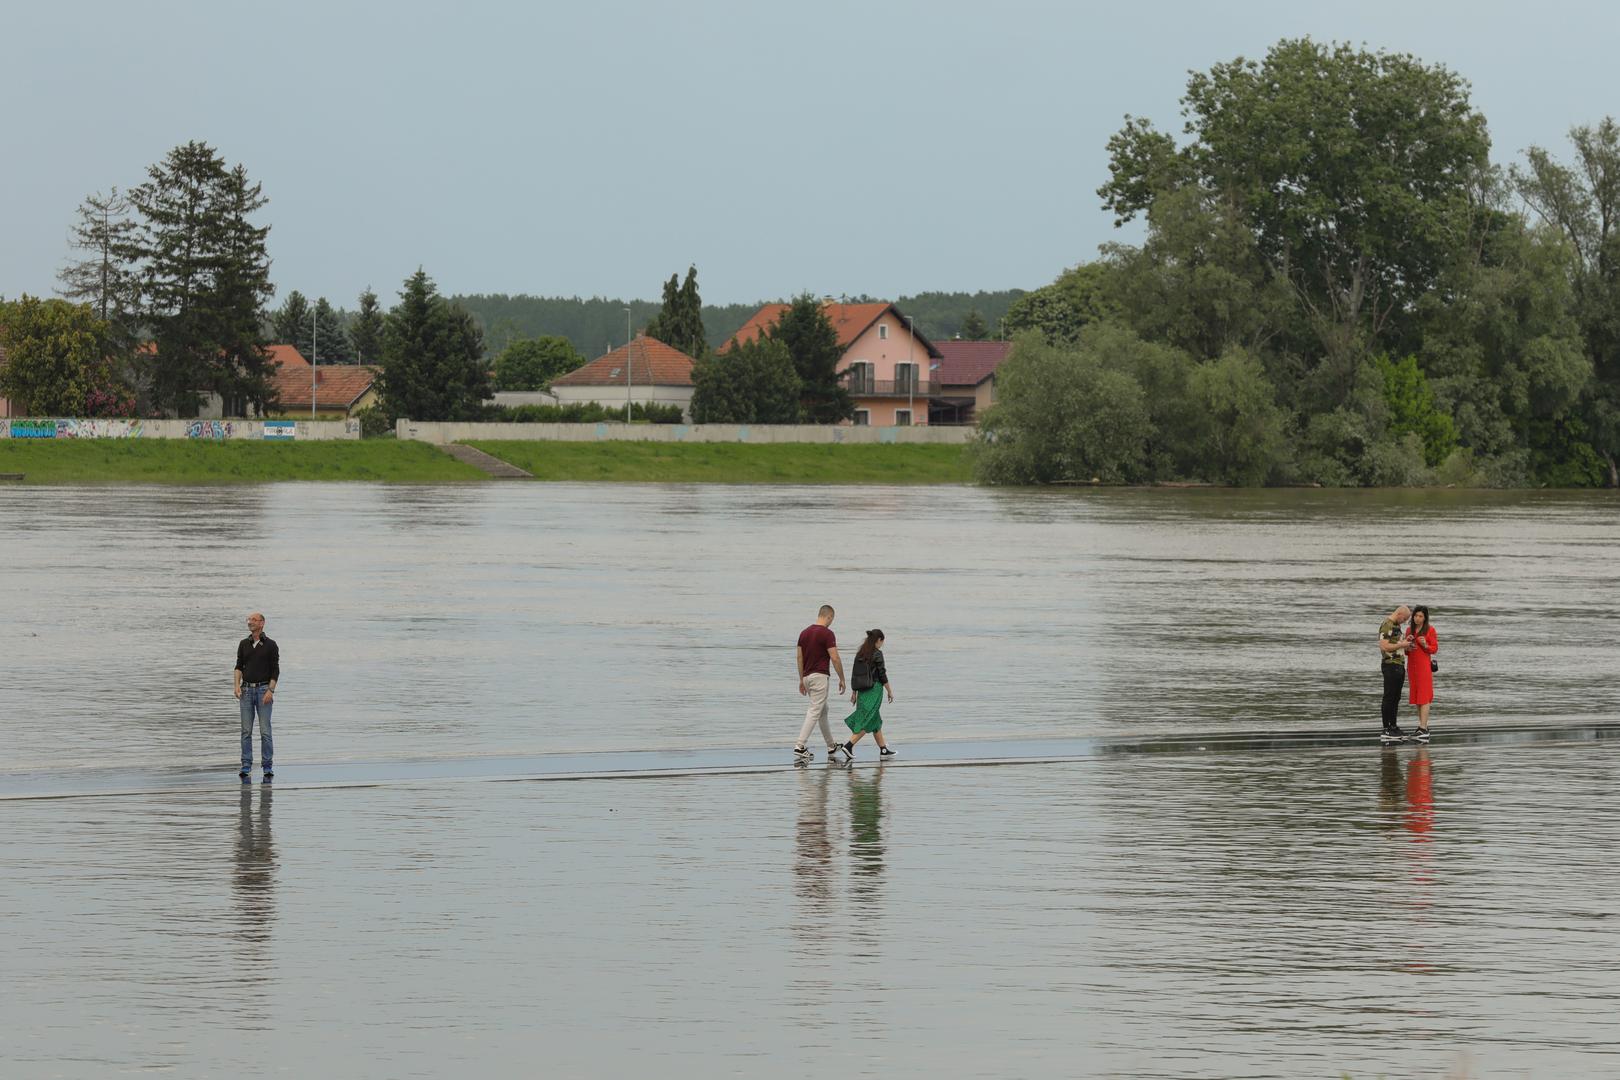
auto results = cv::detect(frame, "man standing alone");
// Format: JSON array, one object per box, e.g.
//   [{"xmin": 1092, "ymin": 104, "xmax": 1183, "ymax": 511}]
[
  {"xmin": 1379, "ymin": 604, "xmax": 1411, "ymax": 743},
  {"xmin": 235, "ymin": 612, "xmax": 279, "ymax": 779},
  {"xmin": 795, "ymin": 604, "xmax": 847, "ymax": 761}
]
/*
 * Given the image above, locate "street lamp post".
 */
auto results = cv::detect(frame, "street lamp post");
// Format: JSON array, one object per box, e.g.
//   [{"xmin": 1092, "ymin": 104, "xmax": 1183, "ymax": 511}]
[
  {"xmin": 310, "ymin": 308, "xmax": 318, "ymax": 419},
  {"xmin": 624, "ymin": 307, "xmax": 633, "ymax": 423},
  {"xmin": 904, "ymin": 315, "xmax": 916, "ymax": 426}
]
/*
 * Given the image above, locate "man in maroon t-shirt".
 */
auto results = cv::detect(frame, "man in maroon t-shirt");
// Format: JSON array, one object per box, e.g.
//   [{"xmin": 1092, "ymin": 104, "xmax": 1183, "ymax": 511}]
[{"xmin": 795, "ymin": 604, "xmax": 847, "ymax": 760}]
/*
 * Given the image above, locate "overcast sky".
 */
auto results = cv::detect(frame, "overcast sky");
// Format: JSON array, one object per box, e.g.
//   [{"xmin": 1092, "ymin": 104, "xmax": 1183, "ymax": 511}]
[{"xmin": 3, "ymin": 0, "xmax": 1615, "ymax": 307}]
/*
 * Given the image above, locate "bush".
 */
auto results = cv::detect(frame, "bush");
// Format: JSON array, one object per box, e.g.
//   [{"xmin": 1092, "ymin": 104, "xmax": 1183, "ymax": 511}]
[
  {"xmin": 355, "ymin": 404, "xmax": 393, "ymax": 438},
  {"xmin": 972, "ymin": 333, "xmax": 1150, "ymax": 484}
]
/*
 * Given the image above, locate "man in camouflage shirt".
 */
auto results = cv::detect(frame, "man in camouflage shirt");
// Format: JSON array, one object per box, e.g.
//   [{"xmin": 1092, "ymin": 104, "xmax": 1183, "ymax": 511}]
[{"xmin": 1378, "ymin": 605, "xmax": 1412, "ymax": 742}]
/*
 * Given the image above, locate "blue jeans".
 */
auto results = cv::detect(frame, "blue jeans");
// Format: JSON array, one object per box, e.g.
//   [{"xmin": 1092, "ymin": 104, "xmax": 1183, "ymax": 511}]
[{"xmin": 240, "ymin": 685, "xmax": 274, "ymax": 773}]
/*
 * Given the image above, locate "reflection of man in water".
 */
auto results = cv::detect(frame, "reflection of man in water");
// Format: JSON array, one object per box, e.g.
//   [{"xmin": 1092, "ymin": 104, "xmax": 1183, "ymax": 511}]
[
  {"xmin": 1378, "ymin": 605, "xmax": 1412, "ymax": 743},
  {"xmin": 234, "ymin": 612, "xmax": 279, "ymax": 779},
  {"xmin": 233, "ymin": 784, "xmax": 276, "ymax": 946}
]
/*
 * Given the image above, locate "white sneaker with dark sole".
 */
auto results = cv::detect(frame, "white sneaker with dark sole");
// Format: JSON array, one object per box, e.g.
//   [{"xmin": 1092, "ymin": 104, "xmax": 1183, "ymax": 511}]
[
  {"xmin": 793, "ymin": 746, "xmax": 812, "ymax": 760},
  {"xmin": 1379, "ymin": 728, "xmax": 1409, "ymax": 744}
]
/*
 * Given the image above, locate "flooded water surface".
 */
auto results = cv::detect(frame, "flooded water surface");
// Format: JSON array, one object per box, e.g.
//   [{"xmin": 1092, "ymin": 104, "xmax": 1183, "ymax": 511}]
[{"xmin": 3, "ymin": 484, "xmax": 1618, "ymax": 1077}]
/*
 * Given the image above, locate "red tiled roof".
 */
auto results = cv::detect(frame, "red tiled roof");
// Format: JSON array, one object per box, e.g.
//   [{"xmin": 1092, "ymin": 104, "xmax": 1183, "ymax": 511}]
[
  {"xmin": 551, "ymin": 334, "xmax": 695, "ymax": 387},
  {"xmin": 934, "ymin": 340, "xmax": 1013, "ymax": 386},
  {"xmin": 271, "ymin": 354, "xmax": 378, "ymax": 410},
  {"xmin": 721, "ymin": 301, "xmax": 944, "ymax": 358},
  {"xmin": 266, "ymin": 343, "xmax": 309, "ymax": 368}
]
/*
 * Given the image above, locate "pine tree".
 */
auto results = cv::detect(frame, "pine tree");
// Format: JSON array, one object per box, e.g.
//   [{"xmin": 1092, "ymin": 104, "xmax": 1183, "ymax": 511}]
[
  {"xmin": 312, "ymin": 297, "xmax": 351, "ymax": 363},
  {"xmin": 960, "ymin": 309, "xmax": 989, "ymax": 340},
  {"xmin": 127, "ymin": 142, "xmax": 274, "ymax": 416},
  {"xmin": 271, "ymin": 290, "xmax": 313, "ymax": 354},
  {"xmin": 376, "ymin": 269, "xmax": 491, "ymax": 421},
  {"xmin": 348, "ymin": 287, "xmax": 384, "ymax": 365},
  {"xmin": 771, "ymin": 293, "xmax": 851, "ymax": 422}
]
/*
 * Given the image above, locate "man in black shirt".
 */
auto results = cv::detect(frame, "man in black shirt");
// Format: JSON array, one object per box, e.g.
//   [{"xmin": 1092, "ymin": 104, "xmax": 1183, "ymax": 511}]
[{"xmin": 234, "ymin": 612, "xmax": 280, "ymax": 780}]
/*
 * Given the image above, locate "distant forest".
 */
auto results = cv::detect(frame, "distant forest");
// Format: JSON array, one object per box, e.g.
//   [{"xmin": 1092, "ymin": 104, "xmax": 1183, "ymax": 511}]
[{"xmin": 450, "ymin": 289, "xmax": 1026, "ymax": 358}]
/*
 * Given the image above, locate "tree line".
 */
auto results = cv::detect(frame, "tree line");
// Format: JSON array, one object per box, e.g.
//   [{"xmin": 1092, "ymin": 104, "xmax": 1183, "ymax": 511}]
[{"xmin": 975, "ymin": 38, "xmax": 1620, "ymax": 487}]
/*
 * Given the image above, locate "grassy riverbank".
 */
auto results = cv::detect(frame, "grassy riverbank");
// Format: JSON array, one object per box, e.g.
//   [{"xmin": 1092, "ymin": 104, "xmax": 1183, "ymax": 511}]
[
  {"xmin": 465, "ymin": 440, "xmax": 974, "ymax": 483},
  {"xmin": 0, "ymin": 440, "xmax": 487, "ymax": 483}
]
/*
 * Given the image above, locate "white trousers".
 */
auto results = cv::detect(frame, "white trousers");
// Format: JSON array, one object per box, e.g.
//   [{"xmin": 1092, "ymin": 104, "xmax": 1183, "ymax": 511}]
[{"xmin": 796, "ymin": 673, "xmax": 835, "ymax": 748}]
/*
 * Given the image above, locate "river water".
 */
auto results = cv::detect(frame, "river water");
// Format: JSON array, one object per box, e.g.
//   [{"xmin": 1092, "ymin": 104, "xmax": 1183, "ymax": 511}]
[{"xmin": 2, "ymin": 484, "xmax": 1618, "ymax": 1077}]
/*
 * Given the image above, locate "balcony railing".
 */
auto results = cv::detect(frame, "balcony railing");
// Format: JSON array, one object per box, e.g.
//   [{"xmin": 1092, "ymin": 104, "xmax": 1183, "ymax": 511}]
[{"xmin": 841, "ymin": 377, "xmax": 940, "ymax": 397}]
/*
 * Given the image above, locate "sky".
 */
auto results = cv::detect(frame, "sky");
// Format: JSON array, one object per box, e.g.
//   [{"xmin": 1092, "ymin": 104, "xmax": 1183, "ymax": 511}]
[{"xmin": 3, "ymin": 0, "xmax": 1616, "ymax": 307}]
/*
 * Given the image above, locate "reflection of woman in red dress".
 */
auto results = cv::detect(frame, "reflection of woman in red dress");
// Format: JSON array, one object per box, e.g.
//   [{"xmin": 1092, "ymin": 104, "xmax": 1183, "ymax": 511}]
[{"xmin": 1405, "ymin": 605, "xmax": 1438, "ymax": 739}]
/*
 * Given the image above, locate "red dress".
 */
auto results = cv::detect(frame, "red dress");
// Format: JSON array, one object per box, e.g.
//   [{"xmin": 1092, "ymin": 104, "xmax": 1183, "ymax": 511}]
[{"xmin": 1406, "ymin": 626, "xmax": 1438, "ymax": 705}]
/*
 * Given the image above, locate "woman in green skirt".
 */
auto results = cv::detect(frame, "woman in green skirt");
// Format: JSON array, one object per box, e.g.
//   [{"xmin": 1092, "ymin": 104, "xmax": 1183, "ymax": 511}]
[{"xmin": 839, "ymin": 629, "xmax": 896, "ymax": 760}]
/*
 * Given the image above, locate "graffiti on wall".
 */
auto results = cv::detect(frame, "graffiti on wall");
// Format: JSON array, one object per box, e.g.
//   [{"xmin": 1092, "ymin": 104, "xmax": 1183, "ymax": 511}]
[
  {"xmin": 2, "ymin": 419, "xmax": 148, "ymax": 439},
  {"xmin": 185, "ymin": 420, "xmax": 235, "ymax": 440},
  {"xmin": 57, "ymin": 419, "xmax": 145, "ymax": 439}
]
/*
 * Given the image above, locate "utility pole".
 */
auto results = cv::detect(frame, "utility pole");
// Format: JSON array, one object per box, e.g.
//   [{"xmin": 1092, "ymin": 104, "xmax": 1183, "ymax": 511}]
[
  {"xmin": 904, "ymin": 314, "xmax": 916, "ymax": 426},
  {"xmin": 311, "ymin": 307, "xmax": 318, "ymax": 419},
  {"xmin": 624, "ymin": 307, "xmax": 633, "ymax": 423}
]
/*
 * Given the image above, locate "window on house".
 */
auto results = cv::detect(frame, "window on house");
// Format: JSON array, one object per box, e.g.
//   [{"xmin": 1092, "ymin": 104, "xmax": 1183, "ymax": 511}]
[
  {"xmin": 894, "ymin": 362, "xmax": 918, "ymax": 393},
  {"xmin": 847, "ymin": 361, "xmax": 874, "ymax": 394},
  {"xmin": 879, "ymin": 324, "xmax": 888, "ymax": 340},
  {"xmin": 894, "ymin": 409, "xmax": 912, "ymax": 426},
  {"xmin": 853, "ymin": 409, "xmax": 871, "ymax": 426}
]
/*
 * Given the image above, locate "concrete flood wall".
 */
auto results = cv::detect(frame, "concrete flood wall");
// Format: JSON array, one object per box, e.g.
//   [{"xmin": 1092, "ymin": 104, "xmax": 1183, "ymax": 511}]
[
  {"xmin": 1, "ymin": 418, "xmax": 360, "ymax": 440},
  {"xmin": 396, "ymin": 421, "xmax": 976, "ymax": 445}
]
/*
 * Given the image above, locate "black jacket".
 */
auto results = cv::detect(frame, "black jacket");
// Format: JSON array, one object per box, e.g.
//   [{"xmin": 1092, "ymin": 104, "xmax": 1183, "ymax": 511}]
[{"xmin": 851, "ymin": 650, "xmax": 887, "ymax": 691}]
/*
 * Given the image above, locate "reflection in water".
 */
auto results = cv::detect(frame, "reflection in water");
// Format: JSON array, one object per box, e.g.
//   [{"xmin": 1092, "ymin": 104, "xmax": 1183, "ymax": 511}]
[
  {"xmin": 848, "ymin": 766, "xmax": 885, "ymax": 940},
  {"xmin": 1377, "ymin": 746, "xmax": 1437, "ymax": 974},
  {"xmin": 232, "ymin": 784, "xmax": 276, "ymax": 955},
  {"xmin": 792, "ymin": 766, "xmax": 834, "ymax": 944}
]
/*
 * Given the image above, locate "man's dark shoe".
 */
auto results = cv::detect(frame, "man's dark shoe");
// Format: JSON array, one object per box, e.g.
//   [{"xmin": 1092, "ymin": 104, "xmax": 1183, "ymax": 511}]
[
  {"xmin": 262, "ymin": 771, "xmax": 274, "ymax": 780},
  {"xmin": 1379, "ymin": 727, "xmax": 1408, "ymax": 744}
]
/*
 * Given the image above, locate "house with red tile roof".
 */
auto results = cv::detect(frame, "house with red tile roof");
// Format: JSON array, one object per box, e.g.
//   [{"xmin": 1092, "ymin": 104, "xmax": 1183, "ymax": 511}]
[
  {"xmin": 929, "ymin": 340, "xmax": 1014, "ymax": 425},
  {"xmin": 725, "ymin": 301, "xmax": 944, "ymax": 426},
  {"xmin": 549, "ymin": 334, "xmax": 697, "ymax": 418},
  {"xmin": 264, "ymin": 345, "xmax": 381, "ymax": 417}
]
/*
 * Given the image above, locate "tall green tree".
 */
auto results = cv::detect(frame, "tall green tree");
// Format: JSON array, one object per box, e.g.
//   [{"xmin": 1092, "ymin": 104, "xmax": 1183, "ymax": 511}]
[
  {"xmin": 271, "ymin": 290, "xmax": 312, "ymax": 354},
  {"xmin": 959, "ymin": 309, "xmax": 989, "ymax": 339},
  {"xmin": 127, "ymin": 141, "xmax": 275, "ymax": 416},
  {"xmin": 376, "ymin": 269, "xmax": 491, "ymax": 421},
  {"xmin": 493, "ymin": 335, "xmax": 585, "ymax": 390},
  {"xmin": 769, "ymin": 294, "xmax": 851, "ymax": 423},
  {"xmin": 1100, "ymin": 39, "xmax": 1492, "ymax": 404},
  {"xmin": 0, "ymin": 297, "xmax": 131, "ymax": 416},
  {"xmin": 644, "ymin": 265, "xmax": 708, "ymax": 358},
  {"xmin": 1514, "ymin": 117, "xmax": 1620, "ymax": 485},
  {"xmin": 349, "ymin": 287, "xmax": 384, "ymax": 364},
  {"xmin": 312, "ymin": 297, "xmax": 351, "ymax": 363},
  {"xmin": 1001, "ymin": 263, "xmax": 1115, "ymax": 346},
  {"xmin": 690, "ymin": 336, "xmax": 801, "ymax": 423}
]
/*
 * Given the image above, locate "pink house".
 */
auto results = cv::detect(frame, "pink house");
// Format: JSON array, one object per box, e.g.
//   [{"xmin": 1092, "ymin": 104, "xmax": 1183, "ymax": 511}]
[{"xmin": 726, "ymin": 301, "xmax": 944, "ymax": 426}]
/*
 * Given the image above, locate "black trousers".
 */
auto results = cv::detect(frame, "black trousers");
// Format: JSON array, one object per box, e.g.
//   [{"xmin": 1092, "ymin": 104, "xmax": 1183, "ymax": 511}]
[{"xmin": 1381, "ymin": 663, "xmax": 1406, "ymax": 729}]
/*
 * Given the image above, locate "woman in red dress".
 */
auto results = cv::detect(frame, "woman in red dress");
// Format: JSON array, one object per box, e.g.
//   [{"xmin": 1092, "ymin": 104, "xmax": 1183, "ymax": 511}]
[{"xmin": 1405, "ymin": 605, "xmax": 1439, "ymax": 740}]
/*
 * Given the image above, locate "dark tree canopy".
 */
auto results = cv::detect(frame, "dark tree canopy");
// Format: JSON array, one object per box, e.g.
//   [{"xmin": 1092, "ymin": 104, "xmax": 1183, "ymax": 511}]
[
  {"xmin": 644, "ymin": 266, "xmax": 708, "ymax": 359},
  {"xmin": 690, "ymin": 335, "xmax": 801, "ymax": 423},
  {"xmin": 769, "ymin": 294, "xmax": 852, "ymax": 423},
  {"xmin": 376, "ymin": 269, "xmax": 491, "ymax": 421},
  {"xmin": 493, "ymin": 335, "xmax": 585, "ymax": 391},
  {"xmin": 349, "ymin": 287, "xmax": 384, "ymax": 365},
  {"xmin": 127, "ymin": 142, "xmax": 276, "ymax": 417}
]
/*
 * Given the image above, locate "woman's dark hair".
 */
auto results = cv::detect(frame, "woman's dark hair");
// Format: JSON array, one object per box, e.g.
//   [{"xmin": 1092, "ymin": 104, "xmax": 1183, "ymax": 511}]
[
  {"xmin": 856, "ymin": 628, "xmax": 884, "ymax": 662},
  {"xmin": 1410, "ymin": 605, "xmax": 1432, "ymax": 634}
]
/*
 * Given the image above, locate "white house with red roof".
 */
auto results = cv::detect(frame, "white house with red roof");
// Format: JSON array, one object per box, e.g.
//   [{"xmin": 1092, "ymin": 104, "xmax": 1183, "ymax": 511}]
[
  {"xmin": 549, "ymin": 334, "xmax": 697, "ymax": 418},
  {"xmin": 725, "ymin": 301, "xmax": 945, "ymax": 426}
]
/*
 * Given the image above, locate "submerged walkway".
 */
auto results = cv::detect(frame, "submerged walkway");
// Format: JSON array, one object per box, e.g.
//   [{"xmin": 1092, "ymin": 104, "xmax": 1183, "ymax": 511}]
[
  {"xmin": 4, "ymin": 723, "xmax": 1618, "ymax": 801},
  {"xmin": 436, "ymin": 442, "xmax": 531, "ymax": 478}
]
